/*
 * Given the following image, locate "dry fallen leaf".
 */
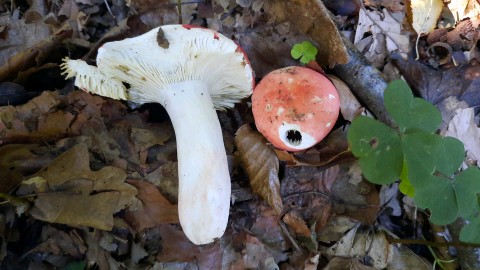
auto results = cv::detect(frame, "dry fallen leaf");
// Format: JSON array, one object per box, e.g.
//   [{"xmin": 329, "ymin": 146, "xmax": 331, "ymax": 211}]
[
  {"xmin": 131, "ymin": 126, "xmax": 172, "ymax": 151},
  {"xmin": 354, "ymin": 7, "xmax": 409, "ymax": 66},
  {"xmin": 392, "ymin": 54, "xmax": 480, "ymax": 106},
  {"xmin": 328, "ymin": 75, "xmax": 364, "ymax": 122},
  {"xmin": 0, "ymin": 23, "xmax": 72, "ymax": 81},
  {"xmin": 156, "ymin": 224, "xmax": 222, "ymax": 269},
  {"xmin": 447, "ymin": 0, "xmax": 480, "ymax": 24},
  {"xmin": 409, "ymin": 0, "xmax": 443, "ymax": 58},
  {"xmin": 235, "ymin": 124, "xmax": 283, "ymax": 214},
  {"xmin": 323, "ymin": 257, "xmax": 377, "ymax": 270},
  {"xmin": 0, "ymin": 144, "xmax": 54, "ymax": 192},
  {"xmin": 445, "ymin": 108, "xmax": 480, "ymax": 166},
  {"xmin": 243, "ymin": 234, "xmax": 279, "ymax": 269},
  {"xmin": 410, "ymin": 0, "xmax": 443, "ymax": 36},
  {"xmin": 23, "ymin": 143, "xmax": 138, "ymax": 230},
  {"xmin": 282, "ymin": 210, "xmax": 311, "ymax": 238},
  {"xmin": 124, "ymin": 179, "xmax": 179, "ymax": 232},
  {"xmin": 325, "ymin": 226, "xmax": 394, "ymax": 269}
]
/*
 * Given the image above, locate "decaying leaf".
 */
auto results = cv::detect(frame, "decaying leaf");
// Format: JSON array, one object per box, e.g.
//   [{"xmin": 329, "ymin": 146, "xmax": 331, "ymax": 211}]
[
  {"xmin": 323, "ymin": 257, "xmax": 377, "ymax": 270},
  {"xmin": 23, "ymin": 144, "xmax": 139, "ymax": 230},
  {"xmin": 156, "ymin": 224, "xmax": 222, "ymax": 269},
  {"xmin": 282, "ymin": 210, "xmax": 311, "ymax": 238},
  {"xmin": 448, "ymin": 0, "xmax": 480, "ymax": 24},
  {"xmin": 0, "ymin": 23, "xmax": 73, "ymax": 81},
  {"xmin": 243, "ymin": 234, "xmax": 279, "ymax": 269},
  {"xmin": 283, "ymin": 210, "xmax": 318, "ymax": 251},
  {"xmin": 354, "ymin": 7, "xmax": 409, "ymax": 66},
  {"xmin": 392, "ymin": 55, "xmax": 480, "ymax": 106},
  {"xmin": 130, "ymin": 125, "xmax": 173, "ymax": 151},
  {"xmin": 324, "ymin": 226, "xmax": 394, "ymax": 269},
  {"xmin": 0, "ymin": 144, "xmax": 55, "ymax": 192},
  {"xmin": 235, "ymin": 124, "xmax": 283, "ymax": 214},
  {"xmin": 29, "ymin": 226, "xmax": 87, "ymax": 259},
  {"xmin": 445, "ymin": 108, "xmax": 480, "ymax": 166},
  {"xmin": 124, "ymin": 179, "xmax": 179, "ymax": 232}
]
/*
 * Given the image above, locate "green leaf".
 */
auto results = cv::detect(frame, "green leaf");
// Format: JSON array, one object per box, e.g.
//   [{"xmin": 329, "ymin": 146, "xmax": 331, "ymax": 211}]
[
  {"xmin": 348, "ymin": 116, "xmax": 403, "ymax": 184},
  {"xmin": 414, "ymin": 175, "xmax": 458, "ymax": 225},
  {"xmin": 455, "ymin": 167, "xmax": 480, "ymax": 218},
  {"xmin": 402, "ymin": 132, "xmax": 439, "ymax": 187},
  {"xmin": 399, "ymin": 163, "xmax": 415, "ymax": 197},
  {"xmin": 291, "ymin": 44, "xmax": 303, "ymax": 59},
  {"xmin": 384, "ymin": 80, "xmax": 442, "ymax": 133},
  {"xmin": 61, "ymin": 260, "xmax": 86, "ymax": 270},
  {"xmin": 434, "ymin": 136, "xmax": 465, "ymax": 176},
  {"xmin": 460, "ymin": 214, "xmax": 480, "ymax": 243},
  {"xmin": 404, "ymin": 134, "xmax": 476, "ymax": 225},
  {"xmin": 290, "ymin": 41, "xmax": 318, "ymax": 64}
]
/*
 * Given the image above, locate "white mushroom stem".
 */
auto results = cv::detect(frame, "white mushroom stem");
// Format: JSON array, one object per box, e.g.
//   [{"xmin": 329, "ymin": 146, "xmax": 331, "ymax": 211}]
[{"xmin": 157, "ymin": 80, "xmax": 230, "ymax": 245}]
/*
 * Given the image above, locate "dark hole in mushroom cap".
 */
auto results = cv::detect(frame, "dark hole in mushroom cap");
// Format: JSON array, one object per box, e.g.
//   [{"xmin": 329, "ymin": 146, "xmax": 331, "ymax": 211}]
[{"xmin": 286, "ymin": 129, "xmax": 302, "ymax": 146}]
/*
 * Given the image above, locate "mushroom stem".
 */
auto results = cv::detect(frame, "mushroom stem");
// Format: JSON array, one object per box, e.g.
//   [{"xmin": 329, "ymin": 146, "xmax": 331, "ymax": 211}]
[{"xmin": 157, "ymin": 80, "xmax": 230, "ymax": 245}]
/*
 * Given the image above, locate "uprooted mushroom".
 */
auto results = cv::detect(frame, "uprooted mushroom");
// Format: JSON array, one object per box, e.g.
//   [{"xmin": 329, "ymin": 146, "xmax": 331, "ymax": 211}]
[{"xmin": 61, "ymin": 24, "xmax": 254, "ymax": 245}]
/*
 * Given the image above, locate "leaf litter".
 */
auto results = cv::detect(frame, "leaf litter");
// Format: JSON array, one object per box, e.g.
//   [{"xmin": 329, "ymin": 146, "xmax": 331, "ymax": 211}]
[{"xmin": 0, "ymin": 0, "xmax": 479, "ymax": 268}]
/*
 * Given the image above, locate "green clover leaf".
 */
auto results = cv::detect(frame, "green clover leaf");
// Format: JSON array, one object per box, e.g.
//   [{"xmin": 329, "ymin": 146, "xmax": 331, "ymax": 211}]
[
  {"xmin": 384, "ymin": 80, "xmax": 442, "ymax": 133},
  {"xmin": 348, "ymin": 115, "xmax": 403, "ymax": 184},
  {"xmin": 291, "ymin": 41, "xmax": 318, "ymax": 65}
]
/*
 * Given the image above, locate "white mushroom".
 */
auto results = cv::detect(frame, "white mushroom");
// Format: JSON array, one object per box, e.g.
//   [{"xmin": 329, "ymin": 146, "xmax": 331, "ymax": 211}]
[{"xmin": 61, "ymin": 24, "xmax": 254, "ymax": 245}]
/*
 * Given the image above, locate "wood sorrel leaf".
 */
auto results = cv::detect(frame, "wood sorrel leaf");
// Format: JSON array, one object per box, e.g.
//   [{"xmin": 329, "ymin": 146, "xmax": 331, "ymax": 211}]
[
  {"xmin": 455, "ymin": 167, "xmax": 480, "ymax": 218},
  {"xmin": 460, "ymin": 214, "xmax": 480, "ymax": 243},
  {"xmin": 291, "ymin": 41, "xmax": 318, "ymax": 64},
  {"xmin": 384, "ymin": 80, "xmax": 442, "ymax": 133},
  {"xmin": 348, "ymin": 115, "xmax": 403, "ymax": 184},
  {"xmin": 434, "ymin": 136, "xmax": 465, "ymax": 177},
  {"xmin": 401, "ymin": 132, "xmax": 438, "ymax": 187},
  {"xmin": 414, "ymin": 174, "xmax": 458, "ymax": 225}
]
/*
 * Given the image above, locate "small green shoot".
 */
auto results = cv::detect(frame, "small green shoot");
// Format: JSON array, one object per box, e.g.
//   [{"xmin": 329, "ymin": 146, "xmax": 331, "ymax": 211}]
[
  {"xmin": 347, "ymin": 79, "xmax": 480, "ymax": 243},
  {"xmin": 291, "ymin": 41, "xmax": 318, "ymax": 65}
]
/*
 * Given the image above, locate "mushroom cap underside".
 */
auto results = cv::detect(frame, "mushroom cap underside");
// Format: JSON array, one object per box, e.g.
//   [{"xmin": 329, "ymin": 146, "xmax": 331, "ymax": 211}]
[{"xmin": 96, "ymin": 24, "xmax": 254, "ymax": 109}]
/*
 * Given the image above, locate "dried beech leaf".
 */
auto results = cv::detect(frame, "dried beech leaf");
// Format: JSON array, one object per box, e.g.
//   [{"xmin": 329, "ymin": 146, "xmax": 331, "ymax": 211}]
[{"xmin": 235, "ymin": 124, "xmax": 283, "ymax": 214}]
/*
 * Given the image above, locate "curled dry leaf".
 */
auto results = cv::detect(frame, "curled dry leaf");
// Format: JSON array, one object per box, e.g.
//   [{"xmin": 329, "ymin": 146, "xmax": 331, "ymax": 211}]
[
  {"xmin": 23, "ymin": 143, "xmax": 139, "ymax": 230},
  {"xmin": 124, "ymin": 179, "xmax": 179, "ymax": 233},
  {"xmin": 235, "ymin": 124, "xmax": 283, "ymax": 214}
]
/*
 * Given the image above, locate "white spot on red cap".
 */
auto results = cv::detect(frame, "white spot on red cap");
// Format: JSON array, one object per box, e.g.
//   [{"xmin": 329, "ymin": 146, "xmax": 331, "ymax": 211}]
[
  {"xmin": 311, "ymin": 96, "xmax": 323, "ymax": 103},
  {"xmin": 277, "ymin": 107, "xmax": 284, "ymax": 116}
]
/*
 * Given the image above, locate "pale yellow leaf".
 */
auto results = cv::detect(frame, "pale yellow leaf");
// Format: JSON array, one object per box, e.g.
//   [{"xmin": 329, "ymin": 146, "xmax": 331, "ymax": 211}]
[{"xmin": 411, "ymin": 0, "xmax": 443, "ymax": 35}]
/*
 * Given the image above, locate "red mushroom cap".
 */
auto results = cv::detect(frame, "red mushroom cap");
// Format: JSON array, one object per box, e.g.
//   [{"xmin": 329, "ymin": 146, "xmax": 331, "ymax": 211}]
[{"xmin": 252, "ymin": 66, "xmax": 340, "ymax": 151}]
